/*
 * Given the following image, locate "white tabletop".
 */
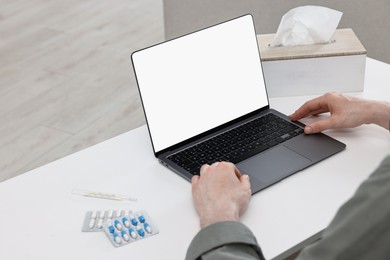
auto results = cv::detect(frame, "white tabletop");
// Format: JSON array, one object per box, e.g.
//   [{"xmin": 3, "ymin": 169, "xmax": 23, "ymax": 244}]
[{"xmin": 1, "ymin": 57, "xmax": 389, "ymax": 260}]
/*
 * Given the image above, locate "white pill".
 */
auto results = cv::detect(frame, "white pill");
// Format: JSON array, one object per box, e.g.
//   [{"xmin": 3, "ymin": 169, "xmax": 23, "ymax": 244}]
[
  {"xmin": 99, "ymin": 210, "xmax": 105, "ymax": 219},
  {"xmin": 91, "ymin": 210, "xmax": 97, "ymax": 219},
  {"xmin": 115, "ymin": 210, "xmax": 122, "ymax": 218},
  {"xmin": 88, "ymin": 218, "xmax": 96, "ymax": 229},
  {"xmin": 97, "ymin": 218, "xmax": 104, "ymax": 229},
  {"xmin": 108, "ymin": 210, "xmax": 114, "ymax": 219}
]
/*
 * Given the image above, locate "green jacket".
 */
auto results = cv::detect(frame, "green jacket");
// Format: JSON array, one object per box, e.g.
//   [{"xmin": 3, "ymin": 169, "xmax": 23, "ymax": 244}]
[{"xmin": 186, "ymin": 155, "xmax": 390, "ymax": 260}]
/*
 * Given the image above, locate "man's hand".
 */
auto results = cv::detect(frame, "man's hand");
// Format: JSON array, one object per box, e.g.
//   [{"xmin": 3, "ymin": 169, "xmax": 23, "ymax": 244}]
[
  {"xmin": 191, "ymin": 162, "xmax": 251, "ymax": 228},
  {"xmin": 290, "ymin": 92, "xmax": 390, "ymax": 133}
]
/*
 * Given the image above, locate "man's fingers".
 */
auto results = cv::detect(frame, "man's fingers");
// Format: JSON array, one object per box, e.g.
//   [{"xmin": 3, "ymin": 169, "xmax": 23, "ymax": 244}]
[
  {"xmin": 200, "ymin": 164, "xmax": 210, "ymax": 176},
  {"xmin": 231, "ymin": 164, "xmax": 242, "ymax": 179},
  {"xmin": 191, "ymin": 175, "xmax": 199, "ymax": 185},
  {"xmin": 306, "ymin": 117, "xmax": 336, "ymax": 134},
  {"xmin": 290, "ymin": 96, "xmax": 330, "ymax": 121},
  {"xmin": 240, "ymin": 174, "xmax": 251, "ymax": 189},
  {"xmin": 199, "ymin": 162, "xmax": 244, "ymax": 183},
  {"xmin": 191, "ymin": 175, "xmax": 200, "ymax": 195}
]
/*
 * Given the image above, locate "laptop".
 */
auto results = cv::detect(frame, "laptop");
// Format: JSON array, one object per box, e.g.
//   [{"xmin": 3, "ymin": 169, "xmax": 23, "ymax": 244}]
[{"xmin": 131, "ymin": 14, "xmax": 346, "ymax": 194}]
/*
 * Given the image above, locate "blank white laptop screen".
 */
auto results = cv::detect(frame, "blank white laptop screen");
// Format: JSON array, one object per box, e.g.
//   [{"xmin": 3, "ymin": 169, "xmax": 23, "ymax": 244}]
[{"xmin": 132, "ymin": 15, "xmax": 268, "ymax": 153}]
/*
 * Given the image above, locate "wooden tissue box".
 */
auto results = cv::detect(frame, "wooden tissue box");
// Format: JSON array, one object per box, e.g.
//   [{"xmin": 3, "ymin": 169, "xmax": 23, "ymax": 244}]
[{"xmin": 257, "ymin": 28, "xmax": 367, "ymax": 97}]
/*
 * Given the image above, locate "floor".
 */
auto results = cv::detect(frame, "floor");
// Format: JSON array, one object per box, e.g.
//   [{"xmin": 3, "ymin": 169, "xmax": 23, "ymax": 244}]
[{"xmin": 0, "ymin": 0, "xmax": 164, "ymax": 182}]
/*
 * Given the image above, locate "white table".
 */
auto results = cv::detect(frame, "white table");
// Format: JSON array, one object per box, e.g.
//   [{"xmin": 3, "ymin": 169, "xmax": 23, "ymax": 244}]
[{"xmin": 1, "ymin": 58, "xmax": 389, "ymax": 260}]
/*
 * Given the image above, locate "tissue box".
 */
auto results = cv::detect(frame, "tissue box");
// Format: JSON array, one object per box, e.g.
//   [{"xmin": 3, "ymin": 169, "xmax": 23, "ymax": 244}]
[{"xmin": 258, "ymin": 28, "xmax": 366, "ymax": 97}]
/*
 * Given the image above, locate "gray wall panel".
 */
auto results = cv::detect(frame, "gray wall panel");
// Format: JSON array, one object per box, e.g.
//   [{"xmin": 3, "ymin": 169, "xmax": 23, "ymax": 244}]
[{"xmin": 164, "ymin": 1, "xmax": 390, "ymax": 64}]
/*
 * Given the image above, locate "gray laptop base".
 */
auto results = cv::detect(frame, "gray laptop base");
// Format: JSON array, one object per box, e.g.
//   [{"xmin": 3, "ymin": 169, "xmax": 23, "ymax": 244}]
[{"xmin": 159, "ymin": 109, "xmax": 345, "ymax": 194}]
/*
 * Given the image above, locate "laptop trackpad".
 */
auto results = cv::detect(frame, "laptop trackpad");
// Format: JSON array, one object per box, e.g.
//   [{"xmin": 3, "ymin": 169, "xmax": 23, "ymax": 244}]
[{"xmin": 237, "ymin": 146, "xmax": 311, "ymax": 184}]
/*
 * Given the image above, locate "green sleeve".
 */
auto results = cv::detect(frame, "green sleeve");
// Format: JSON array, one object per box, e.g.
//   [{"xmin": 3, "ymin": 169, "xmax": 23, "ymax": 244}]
[
  {"xmin": 185, "ymin": 221, "xmax": 265, "ymax": 260},
  {"xmin": 297, "ymin": 155, "xmax": 390, "ymax": 260}
]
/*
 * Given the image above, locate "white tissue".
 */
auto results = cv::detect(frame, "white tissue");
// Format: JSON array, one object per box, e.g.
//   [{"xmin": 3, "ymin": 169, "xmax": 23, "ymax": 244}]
[{"xmin": 270, "ymin": 6, "xmax": 343, "ymax": 47}]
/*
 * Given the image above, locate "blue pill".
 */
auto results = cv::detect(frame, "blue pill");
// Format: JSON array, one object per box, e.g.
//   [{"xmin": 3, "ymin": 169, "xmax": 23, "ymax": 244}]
[
  {"xmin": 108, "ymin": 225, "xmax": 115, "ymax": 234},
  {"xmin": 130, "ymin": 215, "xmax": 138, "ymax": 226},
  {"xmin": 114, "ymin": 219, "xmax": 123, "ymax": 230},
  {"xmin": 129, "ymin": 227, "xmax": 137, "ymax": 239},
  {"xmin": 122, "ymin": 217, "xmax": 130, "ymax": 228},
  {"xmin": 138, "ymin": 213, "xmax": 146, "ymax": 223},
  {"xmin": 137, "ymin": 226, "xmax": 145, "ymax": 237},
  {"xmin": 113, "ymin": 232, "xmax": 122, "ymax": 244},
  {"xmin": 121, "ymin": 230, "xmax": 130, "ymax": 241}
]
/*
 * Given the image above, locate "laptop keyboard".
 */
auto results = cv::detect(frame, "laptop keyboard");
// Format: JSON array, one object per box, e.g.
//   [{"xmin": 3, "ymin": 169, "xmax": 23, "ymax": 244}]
[{"xmin": 167, "ymin": 113, "xmax": 304, "ymax": 175}]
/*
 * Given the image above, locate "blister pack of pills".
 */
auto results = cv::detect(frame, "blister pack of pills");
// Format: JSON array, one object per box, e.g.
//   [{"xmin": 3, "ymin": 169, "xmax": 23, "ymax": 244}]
[
  {"xmin": 82, "ymin": 209, "xmax": 159, "ymax": 247},
  {"xmin": 103, "ymin": 211, "xmax": 158, "ymax": 247},
  {"xmin": 82, "ymin": 209, "xmax": 131, "ymax": 232}
]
